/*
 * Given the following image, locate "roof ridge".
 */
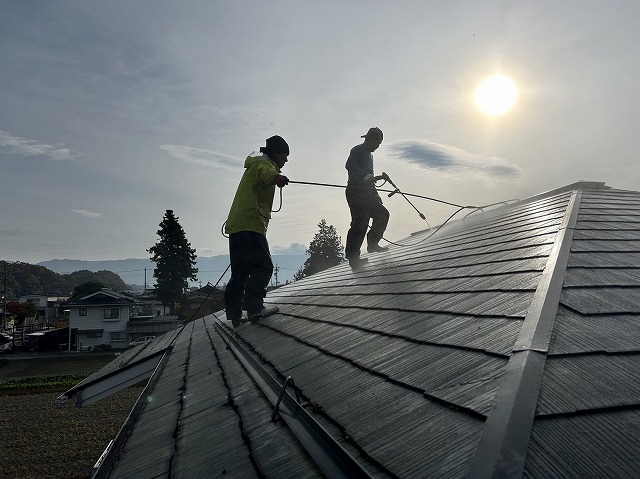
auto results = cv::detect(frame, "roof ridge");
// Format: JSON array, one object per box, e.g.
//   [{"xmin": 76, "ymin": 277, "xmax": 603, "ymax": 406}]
[{"xmin": 467, "ymin": 189, "xmax": 582, "ymax": 478}]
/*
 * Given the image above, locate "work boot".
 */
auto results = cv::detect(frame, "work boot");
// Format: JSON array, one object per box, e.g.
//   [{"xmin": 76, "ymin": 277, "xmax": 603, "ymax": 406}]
[
  {"xmin": 367, "ymin": 244, "xmax": 389, "ymax": 253},
  {"xmin": 230, "ymin": 316, "xmax": 247, "ymax": 327},
  {"xmin": 349, "ymin": 257, "xmax": 369, "ymax": 270},
  {"xmin": 249, "ymin": 306, "xmax": 279, "ymax": 323}
]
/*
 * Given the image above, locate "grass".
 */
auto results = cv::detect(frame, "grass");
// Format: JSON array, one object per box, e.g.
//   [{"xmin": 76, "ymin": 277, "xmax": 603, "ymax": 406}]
[{"xmin": 0, "ymin": 373, "xmax": 89, "ymax": 395}]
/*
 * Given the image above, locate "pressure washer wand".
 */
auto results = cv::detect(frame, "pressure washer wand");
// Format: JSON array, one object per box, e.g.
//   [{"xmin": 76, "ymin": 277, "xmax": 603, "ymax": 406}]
[{"xmin": 381, "ymin": 172, "xmax": 429, "ymax": 224}]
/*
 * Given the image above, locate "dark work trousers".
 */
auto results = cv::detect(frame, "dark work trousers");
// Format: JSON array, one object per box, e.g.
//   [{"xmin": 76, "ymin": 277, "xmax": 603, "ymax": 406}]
[
  {"xmin": 224, "ymin": 231, "xmax": 274, "ymax": 320},
  {"xmin": 345, "ymin": 187, "xmax": 390, "ymax": 259}
]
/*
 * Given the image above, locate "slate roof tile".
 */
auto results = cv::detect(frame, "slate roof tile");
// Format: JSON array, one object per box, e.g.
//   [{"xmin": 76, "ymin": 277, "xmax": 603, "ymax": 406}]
[
  {"xmin": 64, "ymin": 182, "xmax": 640, "ymax": 478},
  {"xmin": 525, "ymin": 410, "xmax": 640, "ymax": 478},
  {"xmin": 561, "ymin": 286, "xmax": 640, "ymax": 314},
  {"xmin": 549, "ymin": 306, "xmax": 640, "ymax": 354},
  {"xmin": 536, "ymin": 354, "xmax": 640, "ymax": 415},
  {"xmin": 527, "ymin": 186, "xmax": 640, "ymax": 478}
]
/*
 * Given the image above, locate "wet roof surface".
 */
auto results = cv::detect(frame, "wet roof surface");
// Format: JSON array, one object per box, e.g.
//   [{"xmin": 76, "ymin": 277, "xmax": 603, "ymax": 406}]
[
  {"xmin": 69, "ymin": 182, "xmax": 640, "ymax": 478},
  {"xmin": 525, "ymin": 188, "xmax": 640, "ymax": 478}
]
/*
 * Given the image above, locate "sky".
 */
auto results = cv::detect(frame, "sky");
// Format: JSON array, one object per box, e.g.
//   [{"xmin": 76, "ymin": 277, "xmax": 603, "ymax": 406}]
[{"xmin": 2, "ymin": 1, "xmax": 640, "ymax": 270}]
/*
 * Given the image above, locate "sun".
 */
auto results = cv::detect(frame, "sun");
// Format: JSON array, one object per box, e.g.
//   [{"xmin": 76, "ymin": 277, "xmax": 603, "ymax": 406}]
[{"xmin": 474, "ymin": 75, "xmax": 518, "ymax": 116}]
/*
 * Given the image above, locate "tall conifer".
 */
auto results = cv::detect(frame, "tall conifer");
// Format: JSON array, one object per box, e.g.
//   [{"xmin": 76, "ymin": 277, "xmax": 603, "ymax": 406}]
[
  {"xmin": 148, "ymin": 210, "xmax": 198, "ymax": 314},
  {"xmin": 294, "ymin": 219, "xmax": 344, "ymax": 280}
]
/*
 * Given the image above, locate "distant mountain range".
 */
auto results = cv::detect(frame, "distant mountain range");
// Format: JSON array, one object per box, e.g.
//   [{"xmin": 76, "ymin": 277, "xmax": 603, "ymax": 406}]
[{"xmin": 39, "ymin": 254, "xmax": 307, "ymax": 289}]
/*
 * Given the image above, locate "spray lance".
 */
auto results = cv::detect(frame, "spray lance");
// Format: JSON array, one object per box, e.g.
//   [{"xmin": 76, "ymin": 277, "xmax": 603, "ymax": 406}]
[{"xmin": 380, "ymin": 172, "xmax": 429, "ymax": 225}]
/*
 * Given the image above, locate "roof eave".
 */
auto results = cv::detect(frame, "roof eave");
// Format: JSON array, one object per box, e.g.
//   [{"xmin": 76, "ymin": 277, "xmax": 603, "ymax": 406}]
[{"xmin": 57, "ymin": 350, "xmax": 167, "ymax": 407}]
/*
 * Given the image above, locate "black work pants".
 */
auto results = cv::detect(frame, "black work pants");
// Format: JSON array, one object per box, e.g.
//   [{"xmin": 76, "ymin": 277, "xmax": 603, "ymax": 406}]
[
  {"xmin": 224, "ymin": 231, "xmax": 273, "ymax": 320},
  {"xmin": 345, "ymin": 187, "xmax": 389, "ymax": 259}
]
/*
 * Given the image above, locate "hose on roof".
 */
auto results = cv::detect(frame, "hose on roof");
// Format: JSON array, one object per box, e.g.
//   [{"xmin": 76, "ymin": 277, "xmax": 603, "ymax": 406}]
[
  {"xmin": 207, "ymin": 176, "xmax": 518, "ymax": 313},
  {"xmin": 220, "ymin": 176, "xmax": 518, "ymax": 248},
  {"xmin": 289, "ymin": 179, "xmax": 468, "ymax": 209},
  {"xmin": 287, "ymin": 176, "xmax": 462, "ymax": 246},
  {"xmin": 286, "ymin": 176, "xmax": 518, "ymax": 248}
]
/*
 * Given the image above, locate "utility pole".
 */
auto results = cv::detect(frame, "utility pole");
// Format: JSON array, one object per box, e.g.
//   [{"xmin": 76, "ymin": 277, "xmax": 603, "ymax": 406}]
[
  {"xmin": 273, "ymin": 265, "xmax": 279, "ymax": 287},
  {"xmin": 2, "ymin": 261, "xmax": 7, "ymax": 330}
]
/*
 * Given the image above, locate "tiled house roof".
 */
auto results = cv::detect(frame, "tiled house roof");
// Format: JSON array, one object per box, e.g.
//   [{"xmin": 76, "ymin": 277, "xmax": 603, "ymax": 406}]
[
  {"xmin": 63, "ymin": 181, "xmax": 640, "ymax": 478},
  {"xmin": 65, "ymin": 289, "xmax": 150, "ymax": 306}
]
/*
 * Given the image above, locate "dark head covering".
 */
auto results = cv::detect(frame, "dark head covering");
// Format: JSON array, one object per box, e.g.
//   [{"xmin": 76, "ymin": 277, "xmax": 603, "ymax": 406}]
[
  {"xmin": 361, "ymin": 127, "xmax": 383, "ymax": 140},
  {"xmin": 260, "ymin": 135, "xmax": 290, "ymax": 156}
]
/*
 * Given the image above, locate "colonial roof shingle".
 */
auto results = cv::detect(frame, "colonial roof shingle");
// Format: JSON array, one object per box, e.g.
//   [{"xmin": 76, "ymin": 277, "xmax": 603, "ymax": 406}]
[{"xmin": 62, "ymin": 181, "xmax": 640, "ymax": 478}]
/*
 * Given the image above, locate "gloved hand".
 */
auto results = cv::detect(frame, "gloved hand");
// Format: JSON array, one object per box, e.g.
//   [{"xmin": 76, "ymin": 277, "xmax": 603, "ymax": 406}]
[{"xmin": 275, "ymin": 174, "xmax": 289, "ymax": 188}]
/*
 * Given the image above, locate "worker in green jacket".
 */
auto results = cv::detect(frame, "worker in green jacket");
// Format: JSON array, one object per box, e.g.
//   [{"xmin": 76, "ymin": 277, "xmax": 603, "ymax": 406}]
[{"xmin": 224, "ymin": 135, "xmax": 290, "ymax": 326}]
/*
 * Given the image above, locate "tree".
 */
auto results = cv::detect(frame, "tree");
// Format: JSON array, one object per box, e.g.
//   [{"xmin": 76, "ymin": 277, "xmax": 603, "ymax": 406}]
[
  {"xmin": 70, "ymin": 281, "xmax": 105, "ymax": 299},
  {"xmin": 0, "ymin": 261, "xmax": 129, "ymax": 298},
  {"xmin": 147, "ymin": 210, "xmax": 198, "ymax": 314},
  {"xmin": 65, "ymin": 270, "xmax": 127, "ymax": 291},
  {"xmin": 294, "ymin": 219, "xmax": 344, "ymax": 280},
  {"xmin": 6, "ymin": 301, "xmax": 36, "ymax": 321}
]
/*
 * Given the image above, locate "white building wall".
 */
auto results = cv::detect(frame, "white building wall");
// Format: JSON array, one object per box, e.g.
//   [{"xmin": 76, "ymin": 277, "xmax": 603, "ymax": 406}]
[
  {"xmin": 19, "ymin": 295, "xmax": 48, "ymax": 308},
  {"xmin": 69, "ymin": 305, "xmax": 130, "ymax": 350}
]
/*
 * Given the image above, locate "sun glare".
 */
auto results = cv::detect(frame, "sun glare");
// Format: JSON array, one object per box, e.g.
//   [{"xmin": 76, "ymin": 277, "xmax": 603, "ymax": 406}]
[{"xmin": 475, "ymin": 75, "xmax": 518, "ymax": 116}]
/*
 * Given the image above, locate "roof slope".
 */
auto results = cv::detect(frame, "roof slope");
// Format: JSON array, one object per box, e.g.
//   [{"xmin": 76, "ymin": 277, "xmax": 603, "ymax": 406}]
[
  {"xmin": 72, "ymin": 182, "xmax": 640, "ymax": 478},
  {"xmin": 524, "ymin": 187, "xmax": 640, "ymax": 478}
]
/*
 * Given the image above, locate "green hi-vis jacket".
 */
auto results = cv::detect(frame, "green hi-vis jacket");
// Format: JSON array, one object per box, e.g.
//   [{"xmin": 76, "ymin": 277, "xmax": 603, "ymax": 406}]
[{"xmin": 225, "ymin": 153, "xmax": 281, "ymax": 236}]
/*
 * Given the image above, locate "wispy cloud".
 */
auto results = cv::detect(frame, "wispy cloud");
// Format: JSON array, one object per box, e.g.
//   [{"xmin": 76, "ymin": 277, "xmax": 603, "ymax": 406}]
[
  {"xmin": 386, "ymin": 139, "xmax": 521, "ymax": 178},
  {"xmin": 0, "ymin": 130, "xmax": 82, "ymax": 161},
  {"xmin": 160, "ymin": 145, "xmax": 242, "ymax": 169},
  {"xmin": 271, "ymin": 243, "xmax": 307, "ymax": 255},
  {"xmin": 0, "ymin": 227, "xmax": 28, "ymax": 237},
  {"xmin": 71, "ymin": 209, "xmax": 104, "ymax": 219}
]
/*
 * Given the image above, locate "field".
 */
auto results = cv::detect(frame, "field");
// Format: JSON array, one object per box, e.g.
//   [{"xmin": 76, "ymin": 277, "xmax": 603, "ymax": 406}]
[{"xmin": 0, "ymin": 354, "xmax": 144, "ymax": 479}]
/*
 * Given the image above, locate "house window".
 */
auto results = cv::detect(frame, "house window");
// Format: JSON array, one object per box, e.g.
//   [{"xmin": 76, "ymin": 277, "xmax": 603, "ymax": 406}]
[
  {"xmin": 79, "ymin": 308, "xmax": 87, "ymax": 316},
  {"xmin": 103, "ymin": 308, "xmax": 120, "ymax": 320},
  {"xmin": 110, "ymin": 332, "xmax": 127, "ymax": 341},
  {"xmin": 87, "ymin": 331, "xmax": 103, "ymax": 338}
]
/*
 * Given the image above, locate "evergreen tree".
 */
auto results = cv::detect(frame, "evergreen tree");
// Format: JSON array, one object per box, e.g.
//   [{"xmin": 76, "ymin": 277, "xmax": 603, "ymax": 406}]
[
  {"xmin": 70, "ymin": 281, "xmax": 106, "ymax": 299},
  {"xmin": 147, "ymin": 210, "xmax": 198, "ymax": 314},
  {"xmin": 294, "ymin": 219, "xmax": 344, "ymax": 280}
]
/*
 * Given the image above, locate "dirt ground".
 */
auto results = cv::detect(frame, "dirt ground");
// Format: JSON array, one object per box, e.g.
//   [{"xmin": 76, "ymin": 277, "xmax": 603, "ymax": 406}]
[
  {"xmin": 1, "ymin": 355, "xmax": 114, "ymax": 376},
  {"xmin": 0, "ymin": 354, "xmax": 144, "ymax": 479}
]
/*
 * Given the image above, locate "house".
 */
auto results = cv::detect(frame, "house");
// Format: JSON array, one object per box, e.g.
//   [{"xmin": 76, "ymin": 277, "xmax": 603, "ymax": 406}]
[
  {"xmin": 182, "ymin": 284, "xmax": 224, "ymax": 322},
  {"xmin": 61, "ymin": 182, "xmax": 640, "ymax": 478},
  {"xmin": 66, "ymin": 289, "xmax": 164, "ymax": 350},
  {"xmin": 135, "ymin": 288, "xmax": 172, "ymax": 317},
  {"xmin": 18, "ymin": 294, "xmax": 69, "ymax": 323},
  {"xmin": 126, "ymin": 314, "xmax": 181, "ymax": 340}
]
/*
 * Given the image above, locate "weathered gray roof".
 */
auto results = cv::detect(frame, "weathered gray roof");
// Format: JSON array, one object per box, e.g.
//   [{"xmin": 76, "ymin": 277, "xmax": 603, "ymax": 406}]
[
  {"xmin": 66, "ymin": 289, "xmax": 150, "ymax": 306},
  {"xmin": 67, "ymin": 181, "xmax": 640, "ymax": 478}
]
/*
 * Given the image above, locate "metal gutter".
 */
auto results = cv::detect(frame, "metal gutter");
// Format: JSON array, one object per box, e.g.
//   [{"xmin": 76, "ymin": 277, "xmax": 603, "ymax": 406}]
[
  {"xmin": 213, "ymin": 320, "xmax": 372, "ymax": 479},
  {"xmin": 57, "ymin": 350, "xmax": 166, "ymax": 407},
  {"xmin": 91, "ymin": 348, "xmax": 173, "ymax": 479},
  {"xmin": 468, "ymin": 190, "xmax": 581, "ymax": 478}
]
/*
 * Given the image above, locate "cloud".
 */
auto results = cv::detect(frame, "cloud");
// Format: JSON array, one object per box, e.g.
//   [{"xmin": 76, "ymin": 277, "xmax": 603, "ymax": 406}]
[
  {"xmin": 160, "ymin": 145, "xmax": 242, "ymax": 169},
  {"xmin": 0, "ymin": 227, "xmax": 28, "ymax": 237},
  {"xmin": 0, "ymin": 130, "xmax": 82, "ymax": 161},
  {"xmin": 386, "ymin": 139, "xmax": 521, "ymax": 178},
  {"xmin": 71, "ymin": 209, "xmax": 104, "ymax": 219},
  {"xmin": 271, "ymin": 243, "xmax": 307, "ymax": 255}
]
